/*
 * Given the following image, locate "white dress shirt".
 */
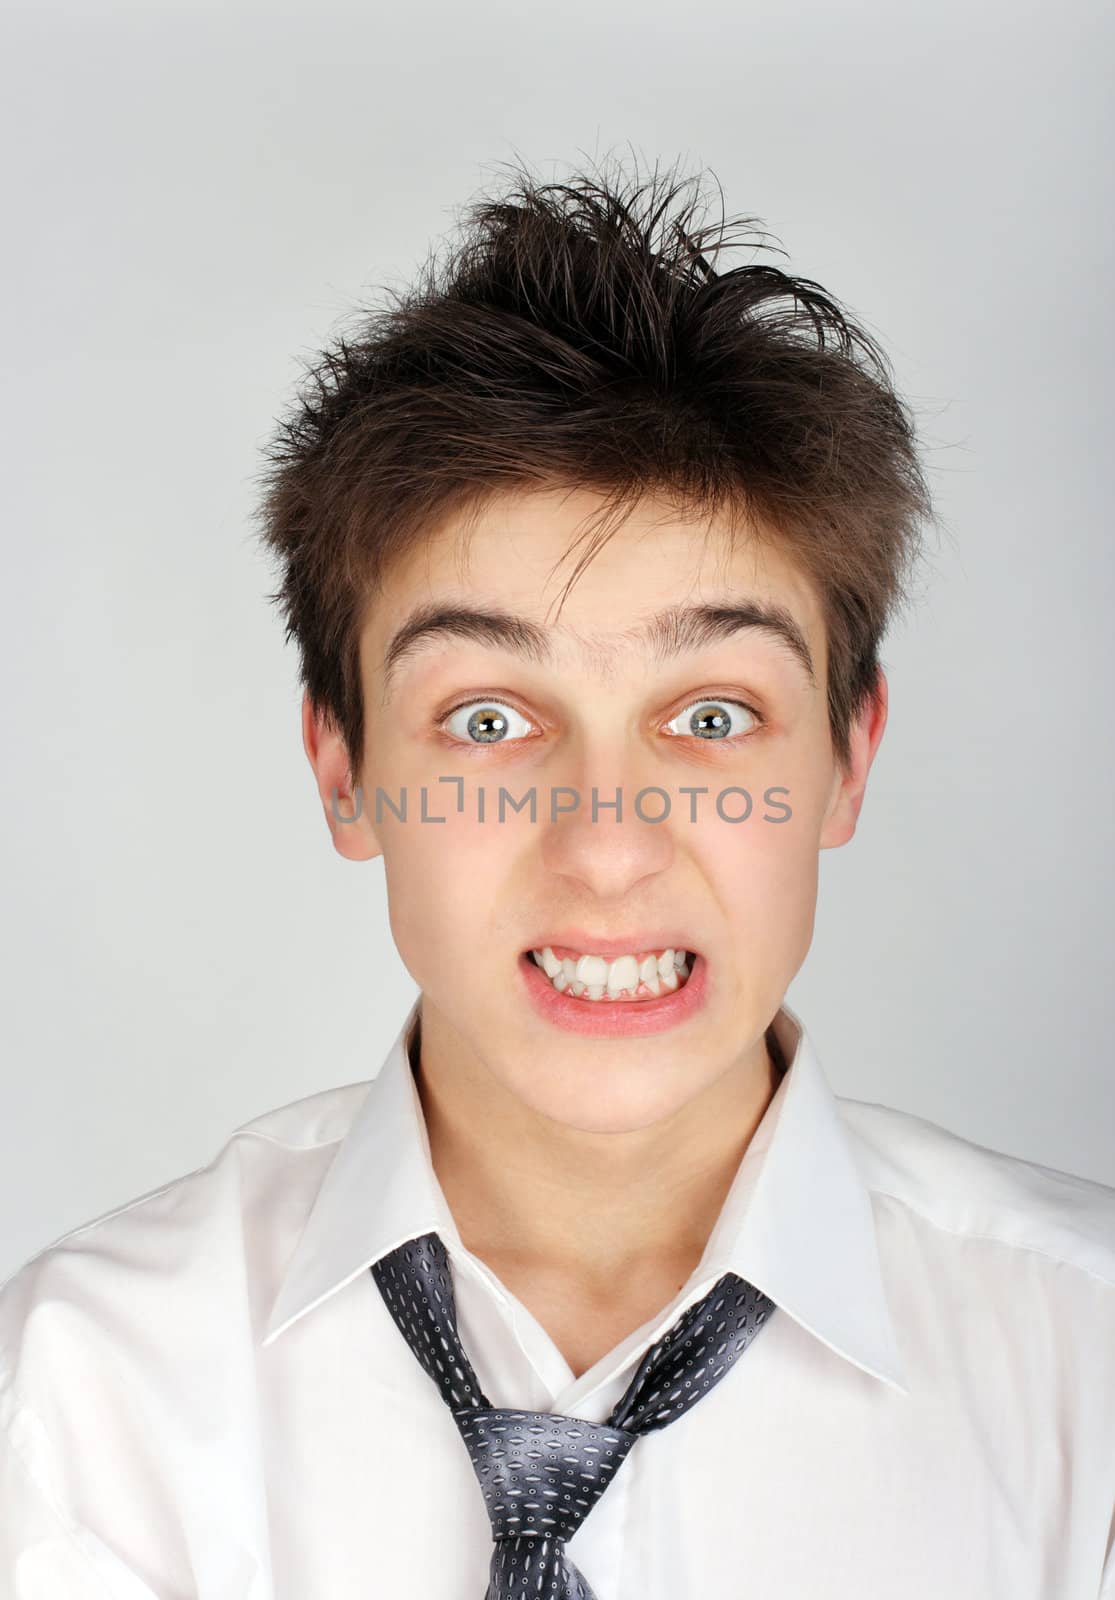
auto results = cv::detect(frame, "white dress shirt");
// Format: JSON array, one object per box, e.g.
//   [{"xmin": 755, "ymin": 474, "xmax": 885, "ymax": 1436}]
[{"xmin": 2, "ymin": 995, "xmax": 1114, "ymax": 1599}]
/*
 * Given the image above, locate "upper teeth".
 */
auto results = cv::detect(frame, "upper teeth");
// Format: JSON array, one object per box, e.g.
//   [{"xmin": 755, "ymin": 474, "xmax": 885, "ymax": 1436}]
[{"xmin": 530, "ymin": 946, "xmax": 690, "ymax": 999}]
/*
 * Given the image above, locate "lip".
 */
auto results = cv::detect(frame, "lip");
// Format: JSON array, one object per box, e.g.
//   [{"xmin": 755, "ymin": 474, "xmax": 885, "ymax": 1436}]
[
  {"xmin": 518, "ymin": 948, "xmax": 709, "ymax": 1037},
  {"xmin": 522, "ymin": 932, "xmax": 700, "ymax": 960}
]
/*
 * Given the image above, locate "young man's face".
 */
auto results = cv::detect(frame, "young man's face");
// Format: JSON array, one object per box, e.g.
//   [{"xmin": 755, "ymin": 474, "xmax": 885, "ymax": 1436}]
[{"xmin": 308, "ymin": 486, "xmax": 885, "ymax": 1133}]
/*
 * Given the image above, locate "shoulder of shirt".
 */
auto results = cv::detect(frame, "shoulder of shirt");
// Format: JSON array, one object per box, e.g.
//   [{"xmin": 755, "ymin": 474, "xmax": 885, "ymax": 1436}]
[
  {"xmin": 0, "ymin": 1077, "xmax": 380, "ymax": 1529},
  {"xmin": 835, "ymin": 1094, "xmax": 1115, "ymax": 1288},
  {"xmin": 0, "ymin": 1078, "xmax": 373, "ymax": 1307},
  {"xmin": 228, "ymin": 1076, "xmax": 375, "ymax": 1149}
]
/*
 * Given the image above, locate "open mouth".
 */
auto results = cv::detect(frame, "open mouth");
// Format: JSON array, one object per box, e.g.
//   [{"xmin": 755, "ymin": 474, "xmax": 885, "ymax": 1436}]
[{"xmin": 522, "ymin": 945, "xmax": 699, "ymax": 1004}]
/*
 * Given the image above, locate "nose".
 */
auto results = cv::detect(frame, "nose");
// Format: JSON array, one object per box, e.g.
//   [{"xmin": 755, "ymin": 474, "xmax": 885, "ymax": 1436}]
[{"xmin": 539, "ymin": 761, "xmax": 677, "ymax": 900}]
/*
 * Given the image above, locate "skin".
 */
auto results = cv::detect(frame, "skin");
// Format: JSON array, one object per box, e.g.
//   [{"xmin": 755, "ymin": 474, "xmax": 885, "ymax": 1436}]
[{"xmin": 303, "ymin": 485, "xmax": 887, "ymax": 1375}]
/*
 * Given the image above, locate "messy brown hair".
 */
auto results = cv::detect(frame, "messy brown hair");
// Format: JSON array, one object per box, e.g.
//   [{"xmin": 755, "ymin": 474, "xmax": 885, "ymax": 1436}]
[{"xmin": 252, "ymin": 153, "xmax": 937, "ymax": 783}]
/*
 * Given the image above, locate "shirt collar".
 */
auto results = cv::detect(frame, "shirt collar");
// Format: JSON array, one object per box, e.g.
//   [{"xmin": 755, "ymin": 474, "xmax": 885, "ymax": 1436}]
[{"xmin": 261, "ymin": 996, "xmax": 908, "ymax": 1396}]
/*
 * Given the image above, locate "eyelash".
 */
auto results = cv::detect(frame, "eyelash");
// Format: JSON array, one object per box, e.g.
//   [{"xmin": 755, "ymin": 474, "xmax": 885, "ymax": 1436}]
[{"xmin": 434, "ymin": 691, "xmax": 767, "ymax": 751}]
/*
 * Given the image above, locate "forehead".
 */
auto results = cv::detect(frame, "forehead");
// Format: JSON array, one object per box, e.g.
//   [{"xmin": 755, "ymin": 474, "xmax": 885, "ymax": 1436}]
[{"xmin": 362, "ymin": 486, "xmax": 828, "ymax": 691}]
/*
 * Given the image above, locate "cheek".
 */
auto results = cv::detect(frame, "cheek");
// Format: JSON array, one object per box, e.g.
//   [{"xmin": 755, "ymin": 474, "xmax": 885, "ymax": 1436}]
[
  {"xmin": 379, "ymin": 808, "xmax": 517, "ymax": 977},
  {"xmin": 690, "ymin": 801, "xmax": 820, "ymax": 948}
]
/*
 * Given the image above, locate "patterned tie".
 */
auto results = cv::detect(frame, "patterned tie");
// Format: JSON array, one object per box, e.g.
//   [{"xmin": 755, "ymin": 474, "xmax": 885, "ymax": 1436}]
[{"xmin": 370, "ymin": 1230, "xmax": 776, "ymax": 1598}]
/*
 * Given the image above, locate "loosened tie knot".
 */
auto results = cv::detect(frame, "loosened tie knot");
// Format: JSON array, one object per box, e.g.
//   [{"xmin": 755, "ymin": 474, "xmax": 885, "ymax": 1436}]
[
  {"xmin": 371, "ymin": 1231, "xmax": 776, "ymax": 1597},
  {"xmin": 453, "ymin": 1405, "xmax": 639, "ymax": 1544}
]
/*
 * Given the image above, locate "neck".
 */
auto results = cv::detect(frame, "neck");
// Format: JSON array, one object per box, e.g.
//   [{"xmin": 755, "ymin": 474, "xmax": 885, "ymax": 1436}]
[{"xmin": 407, "ymin": 1005, "xmax": 786, "ymax": 1296}]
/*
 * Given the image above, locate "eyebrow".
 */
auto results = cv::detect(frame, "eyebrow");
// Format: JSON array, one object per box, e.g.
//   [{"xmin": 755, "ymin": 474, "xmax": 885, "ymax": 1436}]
[{"xmin": 379, "ymin": 598, "xmax": 816, "ymax": 703}]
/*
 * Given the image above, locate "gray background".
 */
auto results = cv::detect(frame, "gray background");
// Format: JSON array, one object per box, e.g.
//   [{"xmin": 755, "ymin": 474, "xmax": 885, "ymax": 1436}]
[{"xmin": 2, "ymin": 0, "xmax": 1112, "ymax": 1283}]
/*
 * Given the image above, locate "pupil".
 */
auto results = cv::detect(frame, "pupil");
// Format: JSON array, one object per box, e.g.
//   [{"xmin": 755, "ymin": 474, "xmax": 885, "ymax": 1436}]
[
  {"xmin": 691, "ymin": 704, "xmax": 730, "ymax": 739},
  {"xmin": 468, "ymin": 707, "xmax": 507, "ymax": 743}
]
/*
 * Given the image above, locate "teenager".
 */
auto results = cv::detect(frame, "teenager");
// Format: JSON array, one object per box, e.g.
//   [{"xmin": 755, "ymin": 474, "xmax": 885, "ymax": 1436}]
[{"xmin": 2, "ymin": 158, "xmax": 1113, "ymax": 1598}]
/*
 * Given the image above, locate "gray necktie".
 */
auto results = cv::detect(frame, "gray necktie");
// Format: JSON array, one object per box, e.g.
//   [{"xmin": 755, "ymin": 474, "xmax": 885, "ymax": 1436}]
[{"xmin": 370, "ymin": 1230, "xmax": 776, "ymax": 1598}]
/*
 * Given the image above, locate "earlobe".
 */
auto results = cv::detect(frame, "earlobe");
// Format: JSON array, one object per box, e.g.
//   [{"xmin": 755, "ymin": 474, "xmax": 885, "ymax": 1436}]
[
  {"xmin": 819, "ymin": 668, "xmax": 889, "ymax": 851},
  {"xmin": 301, "ymin": 691, "xmax": 383, "ymax": 863},
  {"xmin": 819, "ymin": 767, "xmax": 858, "ymax": 851}
]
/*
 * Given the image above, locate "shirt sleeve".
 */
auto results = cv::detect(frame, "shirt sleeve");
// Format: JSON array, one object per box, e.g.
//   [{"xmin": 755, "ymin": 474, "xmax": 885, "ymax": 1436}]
[{"xmin": 0, "ymin": 1416, "xmax": 157, "ymax": 1600}]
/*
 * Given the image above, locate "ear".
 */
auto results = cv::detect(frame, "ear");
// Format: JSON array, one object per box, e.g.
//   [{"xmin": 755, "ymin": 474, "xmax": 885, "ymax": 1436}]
[
  {"xmin": 301, "ymin": 690, "xmax": 383, "ymax": 863},
  {"xmin": 819, "ymin": 667, "xmax": 889, "ymax": 850}
]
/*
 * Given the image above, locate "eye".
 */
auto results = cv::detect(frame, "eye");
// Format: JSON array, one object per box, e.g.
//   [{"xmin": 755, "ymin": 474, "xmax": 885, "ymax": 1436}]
[
  {"xmin": 439, "ymin": 698, "xmax": 535, "ymax": 746},
  {"xmin": 436, "ymin": 693, "xmax": 764, "ymax": 750},
  {"xmin": 664, "ymin": 698, "xmax": 762, "ymax": 742}
]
